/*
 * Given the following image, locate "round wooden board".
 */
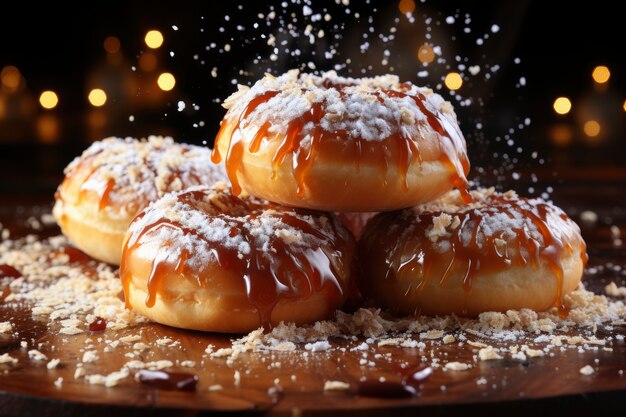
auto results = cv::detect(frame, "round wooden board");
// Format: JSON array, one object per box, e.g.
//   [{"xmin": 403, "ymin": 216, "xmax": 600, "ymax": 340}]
[{"xmin": 1, "ymin": 183, "xmax": 626, "ymax": 416}]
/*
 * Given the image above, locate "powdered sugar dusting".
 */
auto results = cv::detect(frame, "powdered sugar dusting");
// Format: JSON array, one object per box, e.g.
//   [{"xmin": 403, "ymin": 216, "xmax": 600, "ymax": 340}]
[
  {"xmin": 127, "ymin": 185, "xmax": 342, "ymax": 268},
  {"xmin": 60, "ymin": 136, "xmax": 227, "ymax": 215},
  {"xmin": 409, "ymin": 188, "xmax": 583, "ymax": 250},
  {"xmin": 224, "ymin": 69, "xmax": 460, "ymax": 143}
]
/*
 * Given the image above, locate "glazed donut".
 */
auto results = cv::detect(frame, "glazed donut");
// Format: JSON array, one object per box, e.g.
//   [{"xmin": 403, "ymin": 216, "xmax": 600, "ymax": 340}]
[
  {"xmin": 212, "ymin": 70, "xmax": 470, "ymax": 212},
  {"xmin": 53, "ymin": 136, "xmax": 226, "ymax": 265},
  {"xmin": 358, "ymin": 188, "xmax": 587, "ymax": 316},
  {"xmin": 120, "ymin": 184, "xmax": 356, "ymax": 333}
]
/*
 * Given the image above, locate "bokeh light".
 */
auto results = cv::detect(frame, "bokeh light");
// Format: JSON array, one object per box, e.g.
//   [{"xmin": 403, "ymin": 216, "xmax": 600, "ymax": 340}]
[
  {"xmin": 39, "ymin": 91, "xmax": 58, "ymax": 109},
  {"xmin": 139, "ymin": 52, "xmax": 157, "ymax": 71},
  {"xmin": 37, "ymin": 114, "xmax": 60, "ymax": 143},
  {"xmin": 591, "ymin": 65, "xmax": 610, "ymax": 84},
  {"xmin": 157, "ymin": 72, "xmax": 176, "ymax": 91},
  {"xmin": 398, "ymin": 0, "xmax": 416, "ymax": 14},
  {"xmin": 88, "ymin": 88, "xmax": 107, "ymax": 107},
  {"xmin": 444, "ymin": 72, "xmax": 463, "ymax": 90},
  {"xmin": 103, "ymin": 36, "xmax": 121, "ymax": 54},
  {"xmin": 417, "ymin": 44, "xmax": 435, "ymax": 64},
  {"xmin": 1, "ymin": 66, "xmax": 22, "ymax": 91},
  {"xmin": 145, "ymin": 30, "xmax": 164, "ymax": 49},
  {"xmin": 583, "ymin": 120, "xmax": 601, "ymax": 137},
  {"xmin": 549, "ymin": 124, "xmax": 574, "ymax": 147},
  {"xmin": 553, "ymin": 97, "xmax": 572, "ymax": 115}
]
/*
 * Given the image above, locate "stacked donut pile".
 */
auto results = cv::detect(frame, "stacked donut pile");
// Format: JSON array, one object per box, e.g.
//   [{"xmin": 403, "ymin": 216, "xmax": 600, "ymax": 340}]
[{"xmin": 54, "ymin": 70, "xmax": 587, "ymax": 333}]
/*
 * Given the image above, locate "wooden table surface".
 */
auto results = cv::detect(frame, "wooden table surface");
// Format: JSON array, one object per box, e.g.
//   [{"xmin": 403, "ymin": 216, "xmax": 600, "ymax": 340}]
[{"xmin": 1, "ymin": 176, "xmax": 625, "ymax": 417}]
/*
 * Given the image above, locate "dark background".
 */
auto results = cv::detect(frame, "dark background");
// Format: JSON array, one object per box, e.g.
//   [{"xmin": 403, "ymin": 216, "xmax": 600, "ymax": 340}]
[{"xmin": 0, "ymin": 0, "xmax": 624, "ymax": 196}]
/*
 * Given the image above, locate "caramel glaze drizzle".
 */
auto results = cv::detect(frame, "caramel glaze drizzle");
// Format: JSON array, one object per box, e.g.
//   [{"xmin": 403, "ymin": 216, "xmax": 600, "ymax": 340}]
[
  {"xmin": 212, "ymin": 82, "xmax": 471, "ymax": 202},
  {"xmin": 55, "ymin": 150, "xmax": 119, "ymax": 212},
  {"xmin": 120, "ymin": 188, "xmax": 354, "ymax": 329},
  {"xmin": 363, "ymin": 195, "xmax": 587, "ymax": 315},
  {"xmin": 56, "ymin": 148, "xmax": 203, "ymax": 214}
]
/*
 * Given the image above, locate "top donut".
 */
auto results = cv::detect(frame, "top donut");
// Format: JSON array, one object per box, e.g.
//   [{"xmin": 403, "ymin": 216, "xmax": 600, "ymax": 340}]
[{"xmin": 213, "ymin": 70, "xmax": 471, "ymax": 212}]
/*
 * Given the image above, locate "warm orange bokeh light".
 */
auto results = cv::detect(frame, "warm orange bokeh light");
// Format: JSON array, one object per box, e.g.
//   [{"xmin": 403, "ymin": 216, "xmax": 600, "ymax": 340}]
[
  {"xmin": 139, "ymin": 53, "xmax": 157, "ymax": 72},
  {"xmin": 37, "ymin": 114, "xmax": 60, "ymax": 143},
  {"xmin": 553, "ymin": 97, "xmax": 572, "ymax": 115},
  {"xmin": 398, "ymin": 0, "xmax": 415, "ymax": 14},
  {"xmin": 549, "ymin": 124, "xmax": 574, "ymax": 147},
  {"xmin": 1, "ymin": 66, "xmax": 22, "ymax": 91},
  {"xmin": 583, "ymin": 120, "xmax": 601, "ymax": 138},
  {"xmin": 591, "ymin": 66, "xmax": 610, "ymax": 84},
  {"xmin": 145, "ymin": 30, "xmax": 164, "ymax": 49},
  {"xmin": 104, "ymin": 36, "xmax": 121, "ymax": 54},
  {"xmin": 157, "ymin": 72, "xmax": 176, "ymax": 91},
  {"xmin": 444, "ymin": 72, "xmax": 463, "ymax": 90},
  {"xmin": 39, "ymin": 91, "xmax": 59, "ymax": 109},
  {"xmin": 417, "ymin": 44, "xmax": 435, "ymax": 64},
  {"xmin": 88, "ymin": 89, "xmax": 107, "ymax": 107}
]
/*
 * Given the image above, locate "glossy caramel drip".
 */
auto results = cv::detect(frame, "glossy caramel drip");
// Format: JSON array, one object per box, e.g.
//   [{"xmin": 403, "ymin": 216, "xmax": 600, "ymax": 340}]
[
  {"xmin": 213, "ymin": 84, "xmax": 470, "ymax": 200},
  {"xmin": 120, "ymin": 188, "xmax": 353, "ymax": 329},
  {"xmin": 382, "ymin": 89, "xmax": 471, "ymax": 202},
  {"xmin": 98, "ymin": 179, "xmax": 116, "ymax": 211},
  {"xmin": 58, "ymin": 152, "xmax": 104, "ymax": 206},
  {"xmin": 365, "ymin": 195, "xmax": 586, "ymax": 314},
  {"xmin": 212, "ymin": 90, "xmax": 280, "ymax": 195},
  {"xmin": 56, "ymin": 153, "xmax": 119, "ymax": 212},
  {"xmin": 0, "ymin": 264, "xmax": 22, "ymax": 279},
  {"xmin": 57, "ymin": 140, "xmax": 209, "ymax": 214}
]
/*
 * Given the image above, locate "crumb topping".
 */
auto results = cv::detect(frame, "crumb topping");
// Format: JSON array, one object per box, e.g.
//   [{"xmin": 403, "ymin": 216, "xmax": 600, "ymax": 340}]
[
  {"xmin": 579, "ymin": 365, "xmax": 595, "ymax": 375},
  {"xmin": 324, "ymin": 380, "xmax": 350, "ymax": 391},
  {"xmin": 223, "ymin": 69, "xmax": 461, "ymax": 143},
  {"xmin": 409, "ymin": 187, "xmax": 584, "ymax": 250},
  {"xmin": 2, "ymin": 234, "xmax": 146, "ymax": 333},
  {"xmin": 606, "ymin": 282, "xmax": 626, "ymax": 297},
  {"xmin": 58, "ymin": 136, "xmax": 226, "ymax": 216},
  {"xmin": 126, "ymin": 185, "xmax": 345, "ymax": 269}
]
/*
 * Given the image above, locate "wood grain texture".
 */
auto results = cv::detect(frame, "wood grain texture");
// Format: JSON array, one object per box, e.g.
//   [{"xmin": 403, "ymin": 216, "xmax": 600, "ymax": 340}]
[{"xmin": 1, "ymin": 180, "xmax": 626, "ymax": 417}]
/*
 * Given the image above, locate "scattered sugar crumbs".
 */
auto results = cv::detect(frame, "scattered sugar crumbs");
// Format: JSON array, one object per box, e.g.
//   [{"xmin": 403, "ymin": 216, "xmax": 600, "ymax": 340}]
[{"xmin": 1, "ymin": 231, "xmax": 625, "ymax": 393}]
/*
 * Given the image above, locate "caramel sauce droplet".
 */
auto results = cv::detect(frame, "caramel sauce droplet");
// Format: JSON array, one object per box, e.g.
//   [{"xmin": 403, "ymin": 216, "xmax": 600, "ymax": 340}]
[
  {"xmin": 0, "ymin": 264, "xmax": 22, "ymax": 279},
  {"xmin": 88, "ymin": 317, "xmax": 107, "ymax": 332},
  {"xmin": 57, "ymin": 247, "xmax": 91, "ymax": 264}
]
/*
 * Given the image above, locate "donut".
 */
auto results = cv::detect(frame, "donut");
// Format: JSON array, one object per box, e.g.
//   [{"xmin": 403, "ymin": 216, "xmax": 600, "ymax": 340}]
[
  {"xmin": 53, "ymin": 136, "xmax": 226, "ymax": 265},
  {"xmin": 120, "ymin": 184, "xmax": 356, "ymax": 333},
  {"xmin": 358, "ymin": 188, "xmax": 587, "ymax": 316},
  {"xmin": 212, "ymin": 70, "xmax": 470, "ymax": 212}
]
